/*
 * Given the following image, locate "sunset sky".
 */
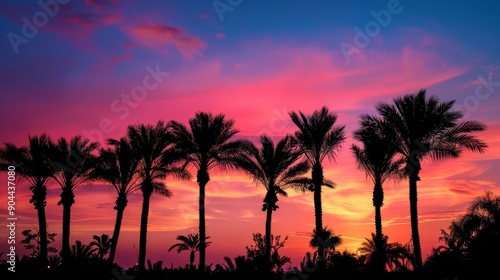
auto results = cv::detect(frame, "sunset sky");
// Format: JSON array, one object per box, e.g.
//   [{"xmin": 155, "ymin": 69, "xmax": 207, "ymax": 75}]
[{"xmin": 1, "ymin": 0, "xmax": 499, "ymax": 270}]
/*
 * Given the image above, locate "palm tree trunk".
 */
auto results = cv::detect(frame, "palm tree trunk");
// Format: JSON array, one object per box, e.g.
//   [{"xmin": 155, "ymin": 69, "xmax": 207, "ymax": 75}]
[
  {"xmin": 265, "ymin": 201, "xmax": 273, "ymax": 271},
  {"xmin": 312, "ymin": 163, "xmax": 325, "ymax": 270},
  {"xmin": 197, "ymin": 168, "xmax": 210, "ymax": 272},
  {"xmin": 373, "ymin": 179, "xmax": 384, "ymax": 243},
  {"xmin": 33, "ymin": 184, "xmax": 48, "ymax": 268},
  {"xmin": 409, "ymin": 172, "xmax": 423, "ymax": 270},
  {"xmin": 138, "ymin": 190, "xmax": 152, "ymax": 275},
  {"xmin": 61, "ymin": 203, "xmax": 72, "ymax": 263},
  {"xmin": 108, "ymin": 193, "xmax": 127, "ymax": 264},
  {"xmin": 189, "ymin": 251, "xmax": 195, "ymax": 269},
  {"xmin": 60, "ymin": 187, "xmax": 74, "ymax": 265},
  {"xmin": 373, "ymin": 179, "xmax": 385, "ymax": 275}
]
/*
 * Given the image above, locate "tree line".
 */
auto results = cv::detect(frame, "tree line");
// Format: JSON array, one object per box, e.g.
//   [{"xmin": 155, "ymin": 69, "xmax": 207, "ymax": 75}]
[{"xmin": 0, "ymin": 89, "xmax": 491, "ymax": 280}]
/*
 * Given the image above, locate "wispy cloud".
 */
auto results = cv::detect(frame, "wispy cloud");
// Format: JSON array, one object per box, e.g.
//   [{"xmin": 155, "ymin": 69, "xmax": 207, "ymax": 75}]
[{"xmin": 125, "ymin": 23, "xmax": 206, "ymax": 60}]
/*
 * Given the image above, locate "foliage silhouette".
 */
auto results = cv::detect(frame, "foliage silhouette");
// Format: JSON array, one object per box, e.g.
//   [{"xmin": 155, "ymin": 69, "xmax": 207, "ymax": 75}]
[
  {"xmin": 0, "ymin": 134, "xmax": 55, "ymax": 268},
  {"xmin": 168, "ymin": 112, "xmax": 252, "ymax": 271},
  {"xmin": 90, "ymin": 137, "xmax": 141, "ymax": 264},
  {"xmin": 375, "ymin": 89, "xmax": 488, "ymax": 269},
  {"xmin": 289, "ymin": 106, "xmax": 346, "ymax": 270},
  {"xmin": 168, "ymin": 233, "xmax": 211, "ymax": 269},
  {"xmin": 234, "ymin": 134, "xmax": 309, "ymax": 271},
  {"xmin": 123, "ymin": 120, "xmax": 190, "ymax": 276},
  {"xmin": 51, "ymin": 135, "xmax": 99, "ymax": 265},
  {"xmin": 425, "ymin": 191, "xmax": 500, "ymax": 279},
  {"xmin": 351, "ymin": 114, "xmax": 405, "ymax": 274}
]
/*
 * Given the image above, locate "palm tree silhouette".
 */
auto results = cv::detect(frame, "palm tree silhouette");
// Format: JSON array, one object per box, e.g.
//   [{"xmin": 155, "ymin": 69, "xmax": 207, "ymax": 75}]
[
  {"xmin": 0, "ymin": 134, "xmax": 55, "ymax": 268},
  {"xmin": 124, "ymin": 120, "xmax": 190, "ymax": 276},
  {"xmin": 376, "ymin": 89, "xmax": 488, "ymax": 269},
  {"xmin": 309, "ymin": 226, "xmax": 342, "ymax": 255},
  {"xmin": 90, "ymin": 234, "xmax": 113, "ymax": 260},
  {"xmin": 70, "ymin": 240, "xmax": 98, "ymax": 260},
  {"xmin": 90, "ymin": 137, "xmax": 141, "ymax": 264},
  {"xmin": 235, "ymin": 134, "xmax": 309, "ymax": 271},
  {"xmin": 351, "ymin": 114, "xmax": 405, "ymax": 273},
  {"xmin": 51, "ymin": 135, "xmax": 99, "ymax": 265},
  {"xmin": 168, "ymin": 111, "xmax": 252, "ymax": 271},
  {"xmin": 440, "ymin": 191, "xmax": 500, "ymax": 276},
  {"xmin": 357, "ymin": 233, "xmax": 403, "ymax": 272},
  {"xmin": 168, "ymin": 233, "xmax": 211, "ymax": 269},
  {"xmin": 289, "ymin": 106, "xmax": 346, "ymax": 269}
]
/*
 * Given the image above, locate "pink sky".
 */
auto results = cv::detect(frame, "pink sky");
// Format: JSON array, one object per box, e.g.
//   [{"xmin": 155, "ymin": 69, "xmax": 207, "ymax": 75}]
[{"xmin": 0, "ymin": 0, "xmax": 499, "ymax": 270}]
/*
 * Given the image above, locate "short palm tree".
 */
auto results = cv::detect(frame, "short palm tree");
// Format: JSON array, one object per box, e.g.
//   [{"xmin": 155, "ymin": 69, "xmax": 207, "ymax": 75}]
[
  {"xmin": 168, "ymin": 111, "xmax": 252, "ymax": 271},
  {"xmin": 168, "ymin": 233, "xmax": 211, "ymax": 269},
  {"xmin": 444, "ymin": 191, "xmax": 500, "ymax": 272},
  {"xmin": 90, "ymin": 137, "xmax": 141, "ymax": 264},
  {"xmin": 309, "ymin": 226, "xmax": 342, "ymax": 255},
  {"xmin": 376, "ymin": 89, "xmax": 488, "ymax": 269},
  {"xmin": 71, "ymin": 240, "xmax": 97, "ymax": 260},
  {"xmin": 125, "ymin": 120, "xmax": 190, "ymax": 275},
  {"xmin": 351, "ymin": 114, "xmax": 405, "ymax": 272},
  {"xmin": 358, "ymin": 233, "xmax": 402, "ymax": 272},
  {"xmin": 289, "ymin": 106, "xmax": 346, "ymax": 268},
  {"xmin": 235, "ymin": 134, "xmax": 309, "ymax": 269},
  {"xmin": 0, "ymin": 134, "xmax": 55, "ymax": 268},
  {"xmin": 51, "ymin": 135, "xmax": 99, "ymax": 264},
  {"xmin": 90, "ymin": 234, "xmax": 113, "ymax": 260}
]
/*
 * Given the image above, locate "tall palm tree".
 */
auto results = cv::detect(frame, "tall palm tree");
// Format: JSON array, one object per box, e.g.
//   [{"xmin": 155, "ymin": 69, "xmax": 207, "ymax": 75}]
[
  {"xmin": 289, "ymin": 106, "xmax": 346, "ymax": 268},
  {"xmin": 90, "ymin": 137, "xmax": 141, "ymax": 264},
  {"xmin": 351, "ymin": 114, "xmax": 405, "ymax": 273},
  {"xmin": 125, "ymin": 120, "xmax": 190, "ymax": 275},
  {"xmin": 51, "ymin": 135, "xmax": 99, "ymax": 265},
  {"xmin": 235, "ymin": 134, "xmax": 309, "ymax": 269},
  {"xmin": 0, "ymin": 134, "xmax": 55, "ymax": 268},
  {"xmin": 168, "ymin": 112, "xmax": 252, "ymax": 271},
  {"xmin": 376, "ymin": 89, "xmax": 488, "ymax": 269},
  {"xmin": 168, "ymin": 233, "xmax": 212, "ymax": 269}
]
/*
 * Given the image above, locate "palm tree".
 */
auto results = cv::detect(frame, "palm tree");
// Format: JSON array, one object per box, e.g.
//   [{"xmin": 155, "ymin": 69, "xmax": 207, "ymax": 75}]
[
  {"xmin": 309, "ymin": 226, "xmax": 342, "ymax": 255},
  {"xmin": 441, "ymin": 191, "xmax": 500, "ymax": 273},
  {"xmin": 357, "ymin": 233, "xmax": 402, "ymax": 272},
  {"xmin": 0, "ymin": 134, "xmax": 55, "ymax": 268},
  {"xmin": 289, "ymin": 106, "xmax": 346, "ymax": 268},
  {"xmin": 168, "ymin": 233, "xmax": 211, "ymax": 269},
  {"xmin": 125, "ymin": 120, "xmax": 190, "ymax": 275},
  {"xmin": 376, "ymin": 89, "xmax": 488, "ymax": 269},
  {"xmin": 51, "ymin": 135, "xmax": 99, "ymax": 265},
  {"xmin": 90, "ymin": 137, "xmax": 141, "ymax": 264},
  {"xmin": 168, "ymin": 111, "xmax": 252, "ymax": 271},
  {"xmin": 90, "ymin": 234, "xmax": 113, "ymax": 260},
  {"xmin": 70, "ymin": 240, "xmax": 98, "ymax": 260},
  {"xmin": 235, "ymin": 134, "xmax": 309, "ymax": 269},
  {"xmin": 351, "ymin": 114, "xmax": 405, "ymax": 273}
]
